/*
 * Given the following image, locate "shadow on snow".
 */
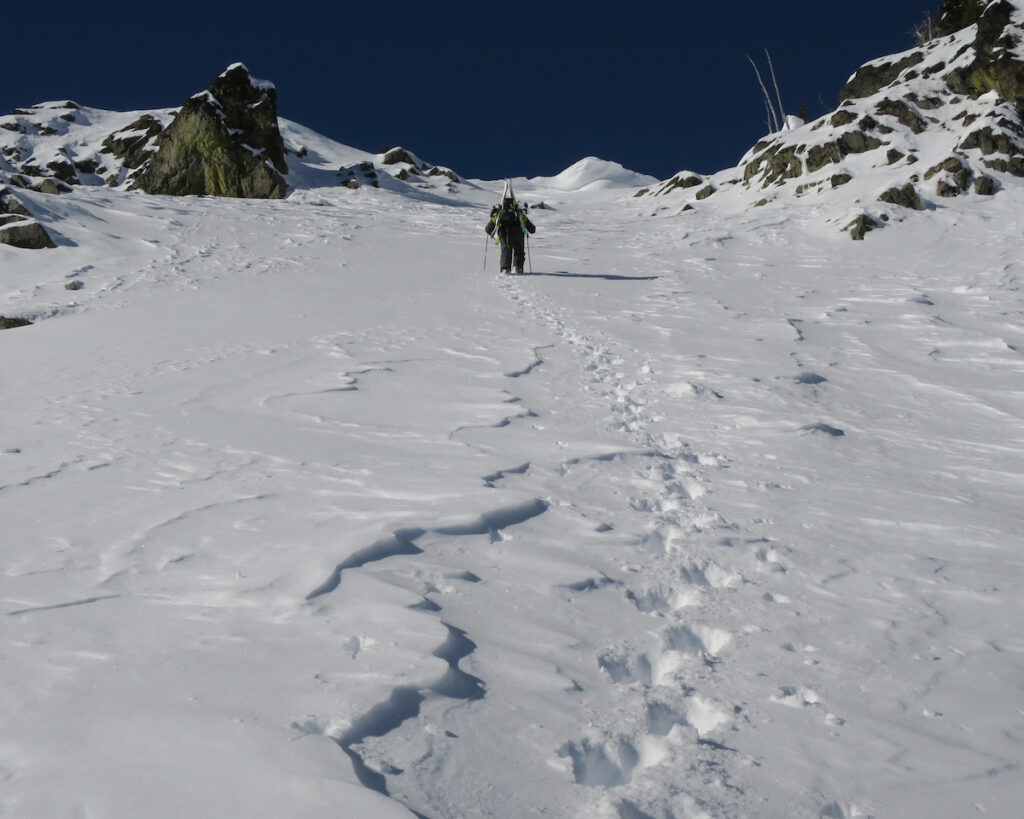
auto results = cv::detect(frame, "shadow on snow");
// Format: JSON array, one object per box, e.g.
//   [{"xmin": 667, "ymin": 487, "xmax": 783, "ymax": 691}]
[{"xmin": 516, "ymin": 271, "xmax": 659, "ymax": 281}]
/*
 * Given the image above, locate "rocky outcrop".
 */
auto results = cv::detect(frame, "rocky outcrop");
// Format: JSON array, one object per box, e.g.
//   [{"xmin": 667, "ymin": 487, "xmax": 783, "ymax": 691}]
[
  {"xmin": 382, "ymin": 147, "xmax": 424, "ymax": 168},
  {"xmin": 840, "ymin": 52, "xmax": 927, "ymax": 102},
  {"xmin": 133, "ymin": 64, "xmax": 289, "ymax": 198},
  {"xmin": 0, "ymin": 101, "xmax": 106, "ymax": 188},
  {"xmin": 844, "ymin": 213, "xmax": 880, "ymax": 240},
  {"xmin": 428, "ymin": 166, "xmax": 461, "ymax": 184},
  {"xmin": 336, "ymin": 147, "xmax": 463, "ymax": 192},
  {"xmin": 653, "ymin": 173, "xmax": 705, "ymax": 195},
  {"xmin": 878, "ymin": 182, "xmax": 925, "ymax": 209},
  {"xmin": 648, "ymin": 0, "xmax": 1024, "ymax": 238},
  {"xmin": 0, "ymin": 219, "xmax": 55, "ymax": 249},
  {"xmin": 100, "ymin": 115, "xmax": 165, "ymax": 184},
  {"xmin": 941, "ymin": 1, "xmax": 1024, "ymax": 99},
  {"xmin": 0, "ymin": 185, "xmax": 55, "ymax": 249},
  {"xmin": 338, "ymin": 162, "xmax": 380, "ymax": 189}
]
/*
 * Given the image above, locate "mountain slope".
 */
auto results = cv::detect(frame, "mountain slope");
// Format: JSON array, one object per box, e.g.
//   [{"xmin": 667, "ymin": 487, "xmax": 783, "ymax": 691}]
[
  {"xmin": 2, "ymin": 5, "xmax": 1024, "ymax": 819},
  {"xmin": 4, "ymin": 143, "xmax": 1023, "ymax": 819}
]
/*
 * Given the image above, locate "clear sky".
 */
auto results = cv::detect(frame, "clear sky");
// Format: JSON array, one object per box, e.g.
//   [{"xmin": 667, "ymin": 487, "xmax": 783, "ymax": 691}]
[{"xmin": 4, "ymin": 0, "xmax": 936, "ymax": 180}]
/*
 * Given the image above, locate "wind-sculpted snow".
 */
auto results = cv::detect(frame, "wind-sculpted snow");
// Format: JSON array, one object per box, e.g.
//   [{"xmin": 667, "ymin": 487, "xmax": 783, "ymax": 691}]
[{"xmin": 2, "ymin": 153, "xmax": 1024, "ymax": 819}]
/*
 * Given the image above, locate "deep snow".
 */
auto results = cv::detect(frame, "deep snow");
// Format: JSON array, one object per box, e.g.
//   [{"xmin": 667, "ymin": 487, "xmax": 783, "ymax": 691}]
[{"xmin": 3, "ymin": 121, "xmax": 1024, "ymax": 818}]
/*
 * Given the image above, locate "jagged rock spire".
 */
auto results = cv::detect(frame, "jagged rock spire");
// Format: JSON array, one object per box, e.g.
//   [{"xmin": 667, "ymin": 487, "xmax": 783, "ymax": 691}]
[{"xmin": 134, "ymin": 63, "xmax": 289, "ymax": 198}]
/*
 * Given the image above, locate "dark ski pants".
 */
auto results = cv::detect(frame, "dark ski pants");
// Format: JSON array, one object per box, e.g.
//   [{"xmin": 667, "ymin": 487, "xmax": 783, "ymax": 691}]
[{"xmin": 500, "ymin": 230, "xmax": 525, "ymax": 273}]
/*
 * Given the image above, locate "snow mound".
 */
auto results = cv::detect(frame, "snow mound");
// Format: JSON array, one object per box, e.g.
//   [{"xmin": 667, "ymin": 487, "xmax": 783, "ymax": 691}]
[{"xmin": 536, "ymin": 157, "xmax": 657, "ymax": 191}]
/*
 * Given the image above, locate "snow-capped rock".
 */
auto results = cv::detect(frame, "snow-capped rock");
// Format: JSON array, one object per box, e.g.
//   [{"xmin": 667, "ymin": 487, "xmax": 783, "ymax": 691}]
[{"xmin": 133, "ymin": 63, "xmax": 289, "ymax": 198}]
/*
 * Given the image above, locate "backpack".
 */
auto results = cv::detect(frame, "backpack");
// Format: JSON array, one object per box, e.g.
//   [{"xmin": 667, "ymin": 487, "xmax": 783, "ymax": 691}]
[
  {"xmin": 497, "ymin": 200, "xmax": 521, "ymax": 228},
  {"xmin": 487, "ymin": 197, "xmax": 534, "ymax": 240}
]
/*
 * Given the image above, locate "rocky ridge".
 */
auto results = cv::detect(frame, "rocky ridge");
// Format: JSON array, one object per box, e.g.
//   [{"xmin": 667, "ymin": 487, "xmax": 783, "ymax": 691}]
[
  {"xmin": 644, "ymin": 0, "xmax": 1024, "ymax": 238},
  {"xmin": 0, "ymin": 64, "xmax": 465, "ymax": 210},
  {"xmin": 337, "ymin": 147, "xmax": 461, "ymax": 191},
  {"xmin": 0, "ymin": 100, "xmax": 173, "ymax": 191}
]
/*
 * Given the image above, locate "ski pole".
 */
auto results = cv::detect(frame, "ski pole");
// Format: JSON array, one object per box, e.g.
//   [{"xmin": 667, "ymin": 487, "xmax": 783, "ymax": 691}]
[
  {"xmin": 483, "ymin": 232, "xmax": 490, "ymax": 272},
  {"xmin": 526, "ymin": 231, "xmax": 533, "ymax": 274}
]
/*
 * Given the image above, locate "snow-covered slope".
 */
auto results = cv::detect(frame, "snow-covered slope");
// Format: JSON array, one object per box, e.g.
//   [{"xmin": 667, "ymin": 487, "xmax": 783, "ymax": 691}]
[{"xmin": 3, "ymin": 5, "xmax": 1024, "ymax": 818}]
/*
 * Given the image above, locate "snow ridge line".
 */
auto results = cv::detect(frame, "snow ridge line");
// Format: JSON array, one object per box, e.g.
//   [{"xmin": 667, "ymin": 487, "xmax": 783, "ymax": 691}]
[
  {"xmin": 333, "ymin": 623, "xmax": 485, "ymax": 804},
  {"xmin": 303, "ymin": 497, "xmax": 548, "ymax": 811},
  {"xmin": 305, "ymin": 499, "xmax": 549, "ymax": 601}
]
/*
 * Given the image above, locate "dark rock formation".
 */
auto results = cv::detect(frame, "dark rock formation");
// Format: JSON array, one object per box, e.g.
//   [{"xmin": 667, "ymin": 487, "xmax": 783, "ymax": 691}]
[
  {"xmin": 338, "ymin": 162, "xmax": 380, "ymax": 189},
  {"xmin": 337, "ymin": 150, "xmax": 463, "ymax": 191},
  {"xmin": 878, "ymin": 182, "xmax": 925, "ymax": 209},
  {"xmin": 875, "ymin": 98, "xmax": 929, "ymax": 133},
  {"xmin": 830, "ymin": 110, "xmax": 859, "ymax": 127},
  {"xmin": 844, "ymin": 213, "xmax": 879, "ymax": 240},
  {"xmin": 933, "ymin": 0, "xmax": 1006, "ymax": 40},
  {"xmin": 941, "ymin": 1, "xmax": 1024, "ymax": 103},
  {"xmin": 0, "ymin": 219, "xmax": 56, "ymax": 249},
  {"xmin": 974, "ymin": 174, "xmax": 998, "ymax": 193},
  {"xmin": 101, "ymin": 115, "xmax": 165, "ymax": 182},
  {"xmin": 46, "ymin": 158, "xmax": 77, "ymax": 183},
  {"xmin": 744, "ymin": 143, "xmax": 804, "ymax": 184},
  {"xmin": 0, "ymin": 186, "xmax": 55, "ymax": 248},
  {"xmin": 655, "ymin": 174, "xmax": 704, "ymax": 195},
  {"xmin": 134, "ymin": 64, "xmax": 288, "ymax": 198},
  {"xmin": 840, "ymin": 52, "xmax": 926, "ymax": 102},
  {"xmin": 381, "ymin": 147, "xmax": 423, "ymax": 167},
  {"xmin": 925, "ymin": 155, "xmax": 974, "ymax": 195},
  {"xmin": 0, "ymin": 186, "xmax": 29, "ymax": 217},
  {"xmin": 33, "ymin": 178, "xmax": 72, "ymax": 195},
  {"xmin": 428, "ymin": 166, "xmax": 461, "ymax": 184}
]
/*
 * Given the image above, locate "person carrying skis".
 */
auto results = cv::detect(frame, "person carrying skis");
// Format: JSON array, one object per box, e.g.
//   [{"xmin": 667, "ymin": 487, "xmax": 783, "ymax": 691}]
[{"xmin": 485, "ymin": 181, "xmax": 535, "ymax": 274}]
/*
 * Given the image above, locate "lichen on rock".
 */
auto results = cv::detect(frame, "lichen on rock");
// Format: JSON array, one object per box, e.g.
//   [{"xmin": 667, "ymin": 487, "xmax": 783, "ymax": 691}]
[{"xmin": 133, "ymin": 63, "xmax": 289, "ymax": 198}]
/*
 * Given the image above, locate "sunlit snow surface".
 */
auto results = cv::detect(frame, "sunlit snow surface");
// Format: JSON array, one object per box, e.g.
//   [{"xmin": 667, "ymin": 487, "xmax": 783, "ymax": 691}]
[{"xmin": 3, "ymin": 145, "xmax": 1024, "ymax": 818}]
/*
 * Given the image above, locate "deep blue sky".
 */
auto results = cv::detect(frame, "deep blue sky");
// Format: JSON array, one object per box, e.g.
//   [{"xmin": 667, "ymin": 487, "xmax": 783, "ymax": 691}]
[{"xmin": 4, "ymin": 0, "xmax": 935, "ymax": 180}]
